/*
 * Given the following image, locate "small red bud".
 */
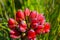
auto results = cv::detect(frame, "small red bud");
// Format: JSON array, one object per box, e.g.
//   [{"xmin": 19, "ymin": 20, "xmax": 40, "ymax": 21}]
[
  {"xmin": 10, "ymin": 29, "xmax": 20, "ymax": 38},
  {"xmin": 27, "ymin": 29, "xmax": 36, "ymax": 39},
  {"xmin": 44, "ymin": 22, "xmax": 50, "ymax": 33},
  {"xmin": 8, "ymin": 18, "xmax": 16, "ymax": 29},
  {"xmin": 35, "ymin": 25, "xmax": 43, "ymax": 34},
  {"xmin": 8, "ymin": 18, "xmax": 16, "ymax": 25},
  {"xmin": 16, "ymin": 10, "xmax": 25, "ymax": 20},
  {"xmin": 19, "ymin": 21, "xmax": 27, "ymax": 32},
  {"xmin": 37, "ymin": 14, "xmax": 45, "ymax": 25},
  {"xmin": 30, "ymin": 11, "xmax": 38, "ymax": 19},
  {"xmin": 24, "ymin": 8, "xmax": 30, "ymax": 16},
  {"xmin": 31, "ymin": 23, "xmax": 38, "ymax": 29}
]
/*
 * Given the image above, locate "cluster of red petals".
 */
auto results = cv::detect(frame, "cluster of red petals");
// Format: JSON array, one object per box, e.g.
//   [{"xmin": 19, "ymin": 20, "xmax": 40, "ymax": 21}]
[{"xmin": 8, "ymin": 8, "xmax": 50, "ymax": 40}]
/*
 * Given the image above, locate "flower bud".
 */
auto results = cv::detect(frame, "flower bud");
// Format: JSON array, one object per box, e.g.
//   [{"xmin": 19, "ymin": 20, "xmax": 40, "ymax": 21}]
[
  {"xmin": 19, "ymin": 21, "xmax": 27, "ymax": 32},
  {"xmin": 27, "ymin": 29, "xmax": 36, "ymax": 39},
  {"xmin": 35, "ymin": 25, "xmax": 43, "ymax": 34},
  {"xmin": 37, "ymin": 14, "xmax": 45, "ymax": 25},
  {"xmin": 30, "ymin": 11, "xmax": 38, "ymax": 19},
  {"xmin": 16, "ymin": 10, "xmax": 25, "ymax": 20},
  {"xmin": 24, "ymin": 8, "xmax": 30, "ymax": 16},
  {"xmin": 44, "ymin": 22, "xmax": 50, "ymax": 33},
  {"xmin": 31, "ymin": 23, "xmax": 38, "ymax": 29},
  {"xmin": 8, "ymin": 18, "xmax": 16, "ymax": 29},
  {"xmin": 10, "ymin": 29, "xmax": 20, "ymax": 38}
]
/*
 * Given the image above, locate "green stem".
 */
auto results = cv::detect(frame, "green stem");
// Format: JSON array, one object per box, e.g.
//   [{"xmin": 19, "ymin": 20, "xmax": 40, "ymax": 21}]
[{"xmin": 26, "ymin": 16, "xmax": 30, "ymax": 29}]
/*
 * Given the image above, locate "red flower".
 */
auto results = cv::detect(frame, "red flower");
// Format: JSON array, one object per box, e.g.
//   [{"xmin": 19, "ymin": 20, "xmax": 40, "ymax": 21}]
[
  {"xmin": 24, "ymin": 8, "xmax": 30, "ymax": 16},
  {"xmin": 8, "ymin": 8, "xmax": 50, "ymax": 39},
  {"xmin": 8, "ymin": 18, "xmax": 16, "ymax": 29},
  {"xmin": 19, "ymin": 21, "xmax": 27, "ymax": 32},
  {"xmin": 31, "ymin": 23, "xmax": 38, "ymax": 29},
  {"xmin": 44, "ymin": 22, "xmax": 50, "ymax": 33},
  {"xmin": 16, "ymin": 10, "xmax": 25, "ymax": 20},
  {"xmin": 10, "ymin": 29, "xmax": 20, "ymax": 38},
  {"xmin": 30, "ymin": 11, "xmax": 38, "ymax": 19},
  {"xmin": 37, "ymin": 14, "xmax": 45, "ymax": 25},
  {"xmin": 35, "ymin": 25, "xmax": 43, "ymax": 34},
  {"xmin": 27, "ymin": 29, "xmax": 36, "ymax": 39}
]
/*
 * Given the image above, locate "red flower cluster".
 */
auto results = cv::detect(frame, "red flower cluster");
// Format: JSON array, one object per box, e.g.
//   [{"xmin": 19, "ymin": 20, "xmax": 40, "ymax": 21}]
[{"xmin": 8, "ymin": 8, "xmax": 50, "ymax": 40}]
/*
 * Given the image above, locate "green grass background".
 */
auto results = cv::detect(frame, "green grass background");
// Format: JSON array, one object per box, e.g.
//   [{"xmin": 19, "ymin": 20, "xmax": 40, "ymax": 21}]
[{"xmin": 0, "ymin": 0, "xmax": 60, "ymax": 40}]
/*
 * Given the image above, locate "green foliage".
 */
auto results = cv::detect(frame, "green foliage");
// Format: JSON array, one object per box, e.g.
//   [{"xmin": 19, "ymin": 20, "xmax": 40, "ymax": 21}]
[{"xmin": 0, "ymin": 0, "xmax": 60, "ymax": 40}]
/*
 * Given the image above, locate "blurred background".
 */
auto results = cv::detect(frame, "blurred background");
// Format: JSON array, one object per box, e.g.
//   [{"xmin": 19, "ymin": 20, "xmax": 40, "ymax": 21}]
[{"xmin": 0, "ymin": 0, "xmax": 60, "ymax": 40}]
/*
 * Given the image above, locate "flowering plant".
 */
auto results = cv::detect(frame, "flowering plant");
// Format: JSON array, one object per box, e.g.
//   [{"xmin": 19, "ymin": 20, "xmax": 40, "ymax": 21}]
[{"xmin": 8, "ymin": 8, "xmax": 50, "ymax": 40}]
